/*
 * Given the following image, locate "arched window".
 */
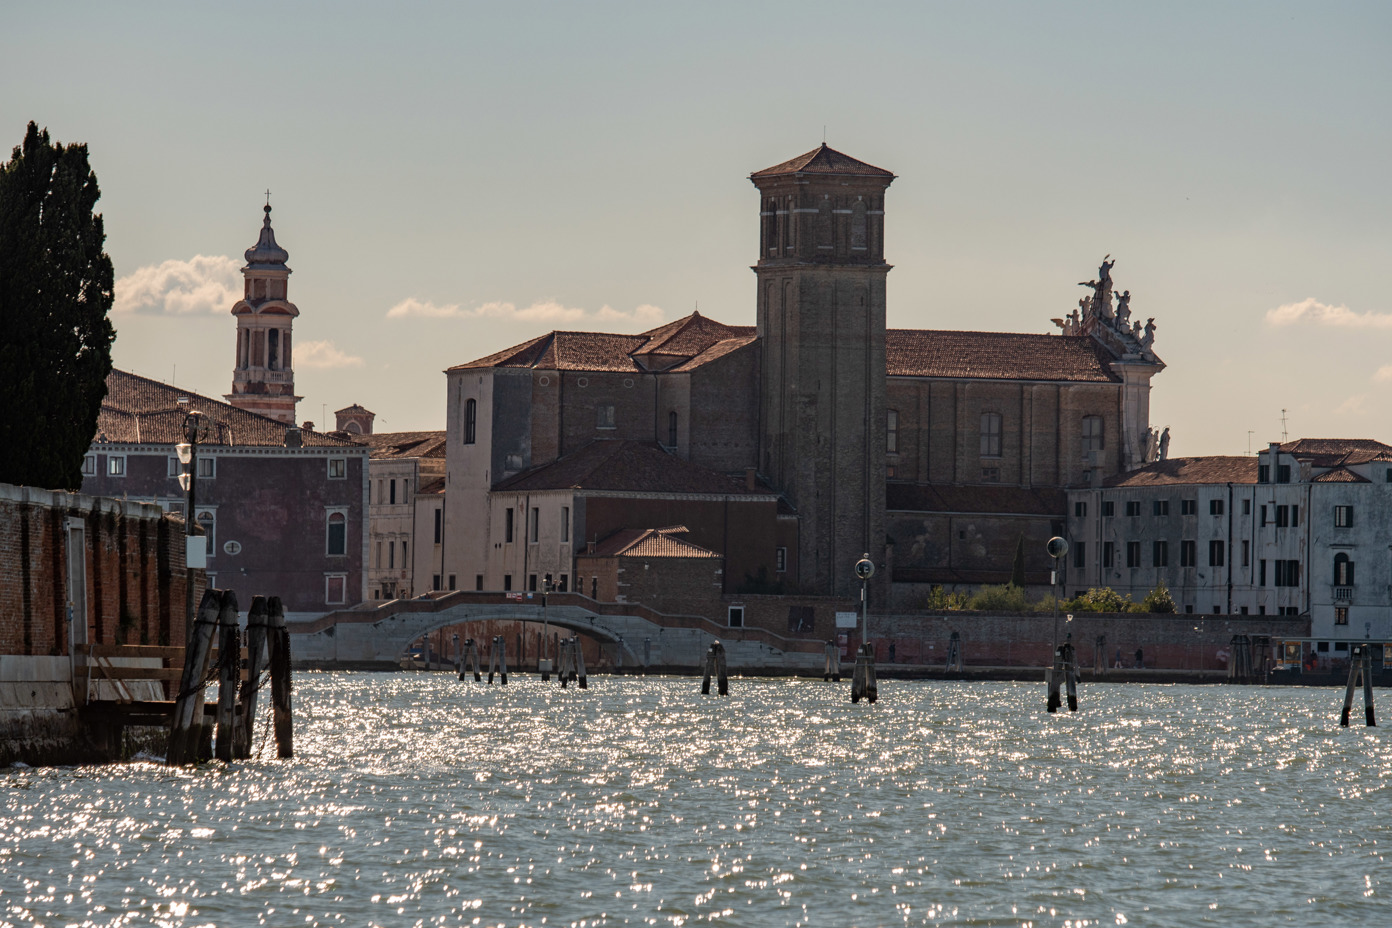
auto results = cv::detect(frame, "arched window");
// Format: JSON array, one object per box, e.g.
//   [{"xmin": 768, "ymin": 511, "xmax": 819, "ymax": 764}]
[
  {"xmin": 464, "ymin": 398, "xmax": 477, "ymax": 444},
  {"xmin": 326, "ymin": 511, "xmax": 347, "ymax": 556},
  {"xmin": 268, "ymin": 328, "xmax": 280, "ymax": 371},
  {"xmin": 668, "ymin": 411, "xmax": 678, "ymax": 449},
  {"xmin": 1334, "ymin": 553, "xmax": 1354, "ymax": 586}
]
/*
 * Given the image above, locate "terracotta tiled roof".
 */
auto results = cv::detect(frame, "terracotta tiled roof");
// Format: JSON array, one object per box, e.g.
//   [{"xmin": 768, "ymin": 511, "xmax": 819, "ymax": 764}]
[
  {"xmin": 670, "ymin": 336, "xmax": 758, "ymax": 372},
  {"xmin": 335, "ymin": 404, "xmax": 372, "ymax": 415},
  {"xmin": 494, "ymin": 440, "xmax": 770, "ymax": 496},
  {"xmin": 886, "ymin": 483, "xmax": 1066, "ymax": 515},
  {"xmin": 96, "ymin": 370, "xmax": 355, "ymax": 448},
  {"xmin": 752, "ymin": 144, "xmax": 894, "ymax": 179},
  {"xmin": 1103, "ymin": 456, "xmax": 1258, "ymax": 488},
  {"xmin": 449, "ymin": 312, "xmax": 755, "ymax": 374},
  {"xmin": 417, "ymin": 475, "xmax": 446, "ymax": 495},
  {"xmin": 1277, "ymin": 438, "xmax": 1392, "ymax": 469},
  {"xmin": 1312, "ymin": 467, "xmax": 1370, "ymax": 484},
  {"xmin": 358, "ymin": 430, "xmax": 447, "ymax": 460},
  {"xmin": 887, "ymin": 330, "xmax": 1120, "ymax": 382},
  {"xmin": 587, "ymin": 526, "xmax": 719, "ymax": 559}
]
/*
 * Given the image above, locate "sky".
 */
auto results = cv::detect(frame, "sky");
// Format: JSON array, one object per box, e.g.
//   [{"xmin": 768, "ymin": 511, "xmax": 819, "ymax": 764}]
[{"xmin": 4, "ymin": 1, "xmax": 1389, "ymax": 454}]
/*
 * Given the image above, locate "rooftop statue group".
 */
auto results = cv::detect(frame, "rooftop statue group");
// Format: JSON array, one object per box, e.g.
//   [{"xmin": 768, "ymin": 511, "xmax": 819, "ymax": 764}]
[{"xmin": 1052, "ymin": 255, "xmax": 1157, "ymax": 354}]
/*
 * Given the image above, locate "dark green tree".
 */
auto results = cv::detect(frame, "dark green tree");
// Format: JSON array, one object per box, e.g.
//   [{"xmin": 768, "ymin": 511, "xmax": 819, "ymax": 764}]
[
  {"xmin": 0, "ymin": 122, "xmax": 114, "ymax": 490},
  {"xmin": 1009, "ymin": 533, "xmax": 1026, "ymax": 588}
]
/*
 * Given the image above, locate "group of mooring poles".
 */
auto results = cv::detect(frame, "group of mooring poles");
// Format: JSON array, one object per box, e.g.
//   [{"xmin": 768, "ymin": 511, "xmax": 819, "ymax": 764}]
[
  {"xmin": 850, "ymin": 643, "xmax": 878, "ymax": 703},
  {"xmin": 702, "ymin": 641, "xmax": 728, "ymax": 695},
  {"xmin": 1046, "ymin": 640, "xmax": 1080, "ymax": 713},
  {"xmin": 168, "ymin": 588, "xmax": 294, "ymax": 766},
  {"xmin": 457, "ymin": 635, "xmax": 585, "ymax": 688},
  {"xmin": 1341, "ymin": 644, "xmax": 1377, "ymax": 727}
]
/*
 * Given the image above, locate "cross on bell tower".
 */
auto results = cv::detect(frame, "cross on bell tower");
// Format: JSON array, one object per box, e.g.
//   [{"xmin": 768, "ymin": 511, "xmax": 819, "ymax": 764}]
[{"xmin": 225, "ymin": 200, "xmax": 302, "ymax": 423}]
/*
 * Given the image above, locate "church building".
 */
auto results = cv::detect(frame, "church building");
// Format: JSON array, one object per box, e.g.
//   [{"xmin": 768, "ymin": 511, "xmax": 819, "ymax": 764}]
[{"xmin": 441, "ymin": 145, "xmax": 1166, "ymax": 611}]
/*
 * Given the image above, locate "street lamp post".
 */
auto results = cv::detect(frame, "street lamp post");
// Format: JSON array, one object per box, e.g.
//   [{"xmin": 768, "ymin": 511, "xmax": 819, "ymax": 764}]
[{"xmin": 176, "ymin": 410, "xmax": 208, "ymax": 641}]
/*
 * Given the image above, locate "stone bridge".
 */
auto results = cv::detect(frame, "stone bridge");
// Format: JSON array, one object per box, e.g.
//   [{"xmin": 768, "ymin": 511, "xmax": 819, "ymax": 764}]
[{"xmin": 288, "ymin": 591, "xmax": 825, "ymax": 672}]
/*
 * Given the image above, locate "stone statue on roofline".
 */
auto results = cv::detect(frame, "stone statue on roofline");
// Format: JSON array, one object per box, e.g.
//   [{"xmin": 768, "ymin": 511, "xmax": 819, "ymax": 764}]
[
  {"xmin": 1144, "ymin": 427, "xmax": 1160, "ymax": 464},
  {"xmin": 1098, "ymin": 255, "xmax": 1115, "ymax": 288},
  {"xmin": 1115, "ymin": 290, "xmax": 1131, "ymax": 329},
  {"xmin": 1158, "ymin": 426, "xmax": 1171, "ymax": 461},
  {"xmin": 1141, "ymin": 317, "xmax": 1156, "ymax": 349}
]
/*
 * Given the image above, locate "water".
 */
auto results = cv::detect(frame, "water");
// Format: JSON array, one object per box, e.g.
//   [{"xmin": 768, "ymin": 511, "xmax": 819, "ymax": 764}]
[{"xmin": 2, "ymin": 674, "xmax": 1389, "ymax": 927}]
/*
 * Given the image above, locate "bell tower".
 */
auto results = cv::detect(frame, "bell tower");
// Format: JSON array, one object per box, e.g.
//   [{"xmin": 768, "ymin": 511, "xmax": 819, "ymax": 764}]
[
  {"xmin": 751, "ymin": 144, "xmax": 894, "ymax": 596},
  {"xmin": 226, "ymin": 200, "xmax": 301, "ymax": 423}
]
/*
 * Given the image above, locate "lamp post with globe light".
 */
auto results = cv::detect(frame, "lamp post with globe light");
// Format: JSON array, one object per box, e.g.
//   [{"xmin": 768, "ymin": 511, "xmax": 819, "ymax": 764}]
[{"xmin": 176, "ymin": 410, "xmax": 209, "ymax": 639}]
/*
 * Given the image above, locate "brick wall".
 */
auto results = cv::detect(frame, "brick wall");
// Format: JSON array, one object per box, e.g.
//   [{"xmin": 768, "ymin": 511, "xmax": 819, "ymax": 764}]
[{"xmin": 1, "ymin": 483, "xmax": 201, "ymax": 656}]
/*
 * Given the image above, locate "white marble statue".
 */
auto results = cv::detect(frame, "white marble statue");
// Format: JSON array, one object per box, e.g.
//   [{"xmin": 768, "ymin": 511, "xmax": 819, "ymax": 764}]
[{"xmin": 1158, "ymin": 426, "xmax": 1171, "ymax": 461}]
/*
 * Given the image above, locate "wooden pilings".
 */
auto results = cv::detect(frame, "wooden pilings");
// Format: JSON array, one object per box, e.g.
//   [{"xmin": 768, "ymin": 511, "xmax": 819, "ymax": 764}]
[
  {"xmin": 487, "ymin": 636, "xmax": 509, "ymax": 685},
  {"xmin": 945, "ymin": 631, "xmax": 963, "ymax": 673},
  {"xmin": 822, "ymin": 639, "xmax": 841, "ymax": 682},
  {"xmin": 1046, "ymin": 641, "xmax": 1080, "ymax": 713},
  {"xmin": 167, "ymin": 588, "xmax": 221, "ymax": 765},
  {"xmin": 1093, "ymin": 634, "xmax": 1107, "ymax": 678},
  {"xmin": 233, "ymin": 596, "xmax": 269, "ymax": 759},
  {"xmin": 850, "ymin": 643, "xmax": 877, "ymax": 704},
  {"xmin": 458, "ymin": 638, "xmax": 481, "ymax": 681},
  {"xmin": 267, "ymin": 596, "xmax": 294, "ymax": 759},
  {"xmin": 213, "ymin": 590, "xmax": 240, "ymax": 762},
  {"xmin": 1227, "ymin": 635, "xmax": 1255, "ymax": 684},
  {"xmin": 702, "ymin": 641, "xmax": 728, "ymax": 695},
  {"xmin": 556, "ymin": 637, "xmax": 587, "ymax": 688},
  {"xmin": 1341, "ymin": 644, "xmax": 1377, "ymax": 727}
]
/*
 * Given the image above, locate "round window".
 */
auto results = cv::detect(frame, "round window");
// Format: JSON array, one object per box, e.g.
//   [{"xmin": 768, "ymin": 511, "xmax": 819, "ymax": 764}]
[
  {"xmin": 577, "ymin": 377, "xmax": 589, "ymax": 388},
  {"xmin": 223, "ymin": 540, "xmax": 242, "ymax": 556}
]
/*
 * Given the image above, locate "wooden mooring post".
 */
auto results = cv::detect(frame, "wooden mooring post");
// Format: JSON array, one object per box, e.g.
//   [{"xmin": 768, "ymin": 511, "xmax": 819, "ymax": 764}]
[
  {"xmin": 1227, "ymin": 635, "xmax": 1255, "ymax": 684},
  {"xmin": 945, "ymin": 631, "xmax": 963, "ymax": 673},
  {"xmin": 267, "ymin": 596, "xmax": 294, "ymax": 759},
  {"xmin": 556, "ymin": 637, "xmax": 587, "ymax": 688},
  {"xmin": 1340, "ymin": 644, "xmax": 1377, "ymax": 727},
  {"xmin": 1046, "ymin": 641, "xmax": 1079, "ymax": 713},
  {"xmin": 458, "ymin": 638, "xmax": 481, "ymax": 681},
  {"xmin": 1093, "ymin": 634, "xmax": 1107, "ymax": 678},
  {"xmin": 233, "ymin": 596, "xmax": 270, "ymax": 759},
  {"xmin": 214, "ymin": 590, "xmax": 241, "ymax": 762},
  {"xmin": 822, "ymin": 639, "xmax": 841, "ymax": 682},
  {"xmin": 167, "ymin": 588, "xmax": 222, "ymax": 765},
  {"xmin": 701, "ymin": 641, "xmax": 728, "ymax": 695},
  {"xmin": 850, "ymin": 643, "xmax": 877, "ymax": 704},
  {"xmin": 487, "ymin": 636, "xmax": 509, "ymax": 685}
]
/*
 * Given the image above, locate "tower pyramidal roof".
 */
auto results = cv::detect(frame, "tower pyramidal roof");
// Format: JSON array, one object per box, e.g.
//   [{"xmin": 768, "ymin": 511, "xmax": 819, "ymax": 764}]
[{"xmin": 751, "ymin": 143, "xmax": 894, "ymax": 179}]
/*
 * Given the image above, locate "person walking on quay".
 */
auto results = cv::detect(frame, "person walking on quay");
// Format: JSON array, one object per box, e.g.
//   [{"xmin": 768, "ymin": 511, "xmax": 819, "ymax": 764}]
[{"xmin": 1135, "ymin": 647, "xmax": 1144, "ymax": 669}]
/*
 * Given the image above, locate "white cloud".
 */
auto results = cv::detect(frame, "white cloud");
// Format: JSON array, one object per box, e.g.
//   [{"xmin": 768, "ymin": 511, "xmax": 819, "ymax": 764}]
[
  {"xmin": 1374, "ymin": 365, "xmax": 1392, "ymax": 384},
  {"xmin": 1335, "ymin": 394, "xmax": 1367, "ymax": 415},
  {"xmin": 1265, "ymin": 297, "xmax": 1392, "ymax": 329},
  {"xmin": 114, "ymin": 255, "xmax": 242, "ymax": 315},
  {"xmin": 295, "ymin": 339, "xmax": 364, "ymax": 369},
  {"xmin": 387, "ymin": 297, "xmax": 664, "ymax": 327}
]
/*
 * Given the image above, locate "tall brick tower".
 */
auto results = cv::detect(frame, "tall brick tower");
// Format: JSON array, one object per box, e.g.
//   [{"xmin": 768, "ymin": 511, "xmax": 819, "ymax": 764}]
[
  {"xmin": 751, "ymin": 144, "xmax": 894, "ymax": 596},
  {"xmin": 226, "ymin": 202, "xmax": 301, "ymax": 423}
]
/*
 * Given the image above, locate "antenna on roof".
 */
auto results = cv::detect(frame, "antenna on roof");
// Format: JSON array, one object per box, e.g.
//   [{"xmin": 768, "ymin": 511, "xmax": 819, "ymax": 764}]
[
  {"xmin": 1280, "ymin": 408, "xmax": 1289, "ymax": 442},
  {"xmin": 1247, "ymin": 430, "xmax": 1254, "ymax": 455},
  {"xmin": 823, "ymin": 125, "xmax": 827, "ymax": 144}
]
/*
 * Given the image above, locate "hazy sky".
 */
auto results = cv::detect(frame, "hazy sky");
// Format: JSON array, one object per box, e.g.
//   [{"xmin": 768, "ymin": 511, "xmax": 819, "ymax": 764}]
[{"xmin": 5, "ymin": 2, "xmax": 1389, "ymax": 454}]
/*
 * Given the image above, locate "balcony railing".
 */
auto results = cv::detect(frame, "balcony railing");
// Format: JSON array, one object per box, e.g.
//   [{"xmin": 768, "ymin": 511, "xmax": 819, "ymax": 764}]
[{"xmin": 1333, "ymin": 586, "xmax": 1354, "ymax": 602}]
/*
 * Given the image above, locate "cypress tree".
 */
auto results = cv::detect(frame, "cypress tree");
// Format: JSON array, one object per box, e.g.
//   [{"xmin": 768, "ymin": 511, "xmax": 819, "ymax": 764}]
[
  {"xmin": 1009, "ymin": 533, "xmax": 1026, "ymax": 588},
  {"xmin": 0, "ymin": 122, "xmax": 115, "ymax": 490}
]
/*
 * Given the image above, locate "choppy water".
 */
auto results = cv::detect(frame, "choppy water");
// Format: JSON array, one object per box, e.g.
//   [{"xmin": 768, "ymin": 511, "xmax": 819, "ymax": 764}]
[{"xmin": 2, "ymin": 674, "xmax": 1389, "ymax": 927}]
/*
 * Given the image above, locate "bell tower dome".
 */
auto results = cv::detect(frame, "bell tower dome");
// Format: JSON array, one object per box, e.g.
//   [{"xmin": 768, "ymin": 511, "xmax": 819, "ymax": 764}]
[{"xmin": 226, "ymin": 200, "xmax": 301, "ymax": 423}]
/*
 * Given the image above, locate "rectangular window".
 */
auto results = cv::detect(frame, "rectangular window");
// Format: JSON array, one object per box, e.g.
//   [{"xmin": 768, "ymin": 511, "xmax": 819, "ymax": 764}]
[
  {"xmin": 326, "ymin": 509, "xmax": 347, "ymax": 556},
  {"xmin": 197, "ymin": 457, "xmax": 215, "ymax": 479},
  {"xmin": 167, "ymin": 456, "xmax": 181, "ymax": 477},
  {"xmin": 107, "ymin": 455, "xmax": 125, "ymax": 477},
  {"xmin": 1210, "ymin": 499, "xmax": 1224, "ymax": 515},
  {"xmin": 388, "ymin": 541, "xmax": 395, "ymax": 569},
  {"xmin": 464, "ymin": 398, "xmax": 477, "ymax": 444},
  {"xmin": 596, "ymin": 405, "xmax": 616, "ymax": 429},
  {"xmin": 401, "ymin": 540, "xmax": 408, "ymax": 566},
  {"xmin": 1242, "ymin": 540, "xmax": 1250, "ymax": 567},
  {"xmin": 374, "ymin": 541, "xmax": 381, "ymax": 567},
  {"xmin": 1125, "ymin": 501, "xmax": 1141, "ymax": 517},
  {"xmin": 1073, "ymin": 541, "xmax": 1086, "ymax": 569},
  {"xmin": 1277, "ymin": 464, "xmax": 1291, "ymax": 483},
  {"xmin": 1260, "ymin": 505, "xmax": 1268, "ymax": 526},
  {"xmin": 1274, "ymin": 560, "xmax": 1300, "ymax": 587},
  {"xmin": 979, "ymin": 412, "xmax": 1002, "ymax": 457},
  {"xmin": 1334, "ymin": 505, "xmax": 1353, "ymax": 528},
  {"xmin": 558, "ymin": 575, "xmax": 569, "ymax": 592},
  {"xmin": 1102, "ymin": 501, "xmax": 1115, "ymax": 518},
  {"xmin": 475, "ymin": 575, "xmax": 484, "ymax": 591},
  {"xmin": 1102, "ymin": 541, "xmax": 1114, "ymax": 568},
  {"xmin": 728, "ymin": 605, "xmax": 745, "ymax": 628},
  {"xmin": 1074, "ymin": 501, "xmax": 1087, "ymax": 518},
  {"xmin": 1153, "ymin": 500, "xmax": 1169, "ymax": 516},
  {"xmin": 886, "ymin": 410, "xmax": 899, "ymax": 453},
  {"xmin": 1181, "ymin": 499, "xmax": 1197, "ymax": 515},
  {"xmin": 529, "ymin": 507, "xmax": 539, "ymax": 543},
  {"xmin": 528, "ymin": 573, "xmax": 538, "ymax": 592},
  {"xmin": 83, "ymin": 454, "xmax": 97, "ymax": 476},
  {"xmin": 1185, "ymin": 605, "xmax": 1194, "ymax": 614},
  {"xmin": 325, "ymin": 574, "xmax": 347, "ymax": 605},
  {"xmin": 1126, "ymin": 541, "xmax": 1141, "ymax": 568},
  {"xmin": 1336, "ymin": 607, "xmax": 1349, "ymax": 626},
  {"xmin": 776, "ymin": 546, "xmax": 787, "ymax": 572},
  {"xmin": 1180, "ymin": 540, "xmax": 1196, "ymax": 567},
  {"xmin": 1209, "ymin": 540, "xmax": 1225, "ymax": 567},
  {"xmin": 1242, "ymin": 499, "xmax": 1251, "ymax": 515},
  {"xmin": 1152, "ymin": 540, "xmax": 1169, "ymax": 567},
  {"xmin": 505, "ymin": 508, "xmax": 514, "ymax": 543},
  {"xmin": 389, "ymin": 479, "xmax": 396, "ymax": 505},
  {"xmin": 982, "ymin": 466, "xmax": 1000, "ymax": 482},
  {"xmin": 434, "ymin": 508, "xmax": 443, "ymax": 543},
  {"xmin": 1258, "ymin": 464, "xmax": 1270, "ymax": 483},
  {"xmin": 448, "ymin": 574, "xmax": 456, "ymax": 591},
  {"xmin": 503, "ymin": 574, "xmax": 512, "ymax": 591},
  {"xmin": 561, "ymin": 506, "xmax": 570, "ymax": 543},
  {"xmin": 1081, "ymin": 415, "xmax": 1103, "ymax": 453},
  {"xmin": 1259, "ymin": 558, "xmax": 1267, "ymax": 585},
  {"xmin": 328, "ymin": 458, "xmax": 346, "ymax": 479},
  {"xmin": 432, "ymin": 574, "xmax": 441, "ymax": 591}
]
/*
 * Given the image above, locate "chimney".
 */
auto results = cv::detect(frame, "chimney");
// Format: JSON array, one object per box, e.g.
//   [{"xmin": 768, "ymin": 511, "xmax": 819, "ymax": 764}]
[
  {"xmin": 283, "ymin": 427, "xmax": 302, "ymax": 449},
  {"xmin": 745, "ymin": 467, "xmax": 757, "ymax": 491}
]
